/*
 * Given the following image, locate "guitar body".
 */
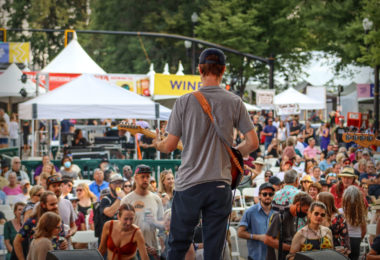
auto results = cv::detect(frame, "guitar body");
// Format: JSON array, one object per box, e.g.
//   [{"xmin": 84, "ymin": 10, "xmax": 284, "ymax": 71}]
[{"xmin": 230, "ymin": 147, "xmax": 244, "ymax": 190}]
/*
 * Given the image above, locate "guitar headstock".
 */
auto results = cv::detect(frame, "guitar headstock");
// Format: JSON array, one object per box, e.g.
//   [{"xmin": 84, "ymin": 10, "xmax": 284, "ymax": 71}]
[
  {"xmin": 342, "ymin": 132, "xmax": 378, "ymax": 147},
  {"xmin": 117, "ymin": 122, "xmax": 144, "ymax": 136}
]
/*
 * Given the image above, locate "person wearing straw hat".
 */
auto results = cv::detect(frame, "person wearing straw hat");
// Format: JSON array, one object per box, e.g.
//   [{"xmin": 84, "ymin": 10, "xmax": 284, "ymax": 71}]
[
  {"xmin": 241, "ymin": 157, "xmax": 265, "ymax": 189},
  {"xmin": 300, "ymin": 175, "xmax": 313, "ymax": 192},
  {"xmin": 330, "ymin": 167, "xmax": 366, "ymax": 209}
]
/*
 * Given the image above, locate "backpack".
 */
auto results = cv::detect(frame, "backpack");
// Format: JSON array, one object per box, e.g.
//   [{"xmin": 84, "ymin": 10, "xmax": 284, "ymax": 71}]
[{"xmin": 93, "ymin": 196, "xmax": 113, "ymax": 238}]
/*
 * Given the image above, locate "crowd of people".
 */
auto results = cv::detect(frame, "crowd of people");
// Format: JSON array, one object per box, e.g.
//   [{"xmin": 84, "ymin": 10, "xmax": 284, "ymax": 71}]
[{"xmin": 0, "ymin": 108, "xmax": 378, "ymax": 260}]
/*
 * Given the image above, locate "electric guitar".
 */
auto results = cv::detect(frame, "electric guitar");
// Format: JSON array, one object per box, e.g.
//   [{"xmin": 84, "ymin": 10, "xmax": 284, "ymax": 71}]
[
  {"xmin": 118, "ymin": 122, "xmax": 183, "ymax": 151},
  {"xmin": 342, "ymin": 132, "xmax": 380, "ymax": 147}
]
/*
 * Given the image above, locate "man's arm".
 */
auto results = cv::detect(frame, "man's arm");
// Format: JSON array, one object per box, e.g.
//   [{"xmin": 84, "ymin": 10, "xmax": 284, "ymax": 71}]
[
  {"xmin": 367, "ymin": 249, "xmax": 380, "ymax": 259},
  {"xmin": 236, "ymin": 129, "xmax": 259, "ymax": 157},
  {"xmin": 264, "ymin": 235, "xmax": 291, "ymax": 251},
  {"xmin": 154, "ymin": 130, "xmax": 180, "ymax": 154},
  {"xmin": 237, "ymin": 226, "xmax": 265, "ymax": 242},
  {"xmin": 102, "ymin": 198, "xmax": 121, "ymax": 218}
]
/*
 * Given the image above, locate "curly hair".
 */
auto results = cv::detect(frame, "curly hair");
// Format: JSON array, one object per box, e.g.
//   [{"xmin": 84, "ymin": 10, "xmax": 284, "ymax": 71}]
[{"xmin": 342, "ymin": 186, "xmax": 366, "ymax": 227}]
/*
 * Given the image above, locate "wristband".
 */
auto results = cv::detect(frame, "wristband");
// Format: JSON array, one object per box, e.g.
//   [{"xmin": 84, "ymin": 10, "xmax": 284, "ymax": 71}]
[
  {"xmin": 117, "ymin": 197, "xmax": 122, "ymax": 200},
  {"xmin": 250, "ymin": 234, "xmax": 253, "ymax": 240}
]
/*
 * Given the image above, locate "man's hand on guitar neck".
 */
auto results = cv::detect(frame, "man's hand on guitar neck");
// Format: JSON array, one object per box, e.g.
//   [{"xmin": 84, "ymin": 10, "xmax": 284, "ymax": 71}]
[
  {"xmin": 235, "ymin": 129, "xmax": 259, "ymax": 157},
  {"xmin": 153, "ymin": 128, "xmax": 180, "ymax": 154}
]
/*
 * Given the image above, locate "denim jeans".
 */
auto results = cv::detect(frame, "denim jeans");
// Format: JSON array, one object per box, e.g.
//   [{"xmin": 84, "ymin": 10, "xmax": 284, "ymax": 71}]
[{"xmin": 167, "ymin": 181, "xmax": 232, "ymax": 260}]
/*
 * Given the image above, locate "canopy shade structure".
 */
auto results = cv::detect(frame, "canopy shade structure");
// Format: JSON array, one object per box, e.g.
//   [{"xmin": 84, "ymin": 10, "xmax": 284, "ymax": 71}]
[
  {"xmin": 18, "ymin": 74, "xmax": 171, "ymax": 120},
  {"xmin": 244, "ymin": 102, "xmax": 261, "ymax": 111},
  {"xmin": 41, "ymin": 39, "xmax": 106, "ymax": 74},
  {"xmin": 274, "ymin": 87, "xmax": 325, "ymax": 110},
  {"xmin": 0, "ymin": 63, "xmax": 45, "ymax": 99}
]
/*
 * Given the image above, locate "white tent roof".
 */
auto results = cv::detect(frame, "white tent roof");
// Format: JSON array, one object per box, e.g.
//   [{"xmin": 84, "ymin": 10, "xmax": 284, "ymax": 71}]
[
  {"xmin": 274, "ymin": 87, "xmax": 325, "ymax": 110},
  {"xmin": 41, "ymin": 39, "xmax": 106, "ymax": 74},
  {"xmin": 18, "ymin": 74, "xmax": 171, "ymax": 120},
  {"xmin": 244, "ymin": 102, "xmax": 261, "ymax": 111},
  {"xmin": 0, "ymin": 63, "xmax": 45, "ymax": 98}
]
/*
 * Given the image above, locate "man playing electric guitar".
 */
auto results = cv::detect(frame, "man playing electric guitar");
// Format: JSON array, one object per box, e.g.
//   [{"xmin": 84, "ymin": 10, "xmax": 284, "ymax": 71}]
[{"xmin": 154, "ymin": 48, "xmax": 259, "ymax": 260}]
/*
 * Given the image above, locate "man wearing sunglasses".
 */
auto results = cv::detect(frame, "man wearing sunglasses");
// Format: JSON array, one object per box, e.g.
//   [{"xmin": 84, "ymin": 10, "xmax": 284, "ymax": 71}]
[{"xmin": 238, "ymin": 183, "xmax": 275, "ymax": 260}]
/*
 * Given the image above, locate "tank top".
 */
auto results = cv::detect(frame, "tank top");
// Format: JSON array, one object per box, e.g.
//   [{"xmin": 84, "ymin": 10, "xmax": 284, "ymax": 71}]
[{"xmin": 107, "ymin": 221, "xmax": 138, "ymax": 260}]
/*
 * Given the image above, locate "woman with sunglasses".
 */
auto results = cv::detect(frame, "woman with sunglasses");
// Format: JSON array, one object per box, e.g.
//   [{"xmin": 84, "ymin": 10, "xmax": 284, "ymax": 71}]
[
  {"xmin": 76, "ymin": 183, "xmax": 96, "ymax": 217},
  {"xmin": 287, "ymin": 201, "xmax": 333, "ymax": 260},
  {"xmin": 317, "ymin": 192, "xmax": 351, "ymax": 256},
  {"xmin": 123, "ymin": 181, "xmax": 133, "ymax": 195},
  {"xmin": 26, "ymin": 212, "xmax": 62, "ymax": 260},
  {"xmin": 21, "ymin": 185, "xmax": 44, "ymax": 223}
]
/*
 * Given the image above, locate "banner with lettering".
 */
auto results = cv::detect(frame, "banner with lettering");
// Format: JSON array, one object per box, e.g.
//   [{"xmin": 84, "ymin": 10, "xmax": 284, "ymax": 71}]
[
  {"xmin": 154, "ymin": 74, "xmax": 202, "ymax": 96},
  {"xmin": 0, "ymin": 42, "xmax": 30, "ymax": 63}
]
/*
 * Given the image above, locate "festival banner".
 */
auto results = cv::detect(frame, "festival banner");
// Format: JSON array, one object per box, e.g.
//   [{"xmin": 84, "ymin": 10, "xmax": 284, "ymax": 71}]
[
  {"xmin": 357, "ymin": 84, "xmax": 374, "ymax": 99},
  {"xmin": 256, "ymin": 89, "xmax": 275, "ymax": 107},
  {"xmin": 23, "ymin": 72, "xmax": 81, "ymax": 90},
  {"xmin": 275, "ymin": 104, "xmax": 300, "ymax": 115},
  {"xmin": 0, "ymin": 42, "xmax": 30, "ymax": 63},
  {"xmin": 154, "ymin": 73, "xmax": 202, "ymax": 96}
]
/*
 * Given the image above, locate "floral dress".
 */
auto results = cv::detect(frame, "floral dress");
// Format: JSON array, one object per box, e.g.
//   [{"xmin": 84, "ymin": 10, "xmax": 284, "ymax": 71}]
[{"xmin": 330, "ymin": 213, "xmax": 351, "ymax": 250}]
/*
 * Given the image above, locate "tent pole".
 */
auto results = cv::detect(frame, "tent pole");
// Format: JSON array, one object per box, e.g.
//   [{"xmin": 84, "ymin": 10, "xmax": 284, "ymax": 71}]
[{"xmin": 31, "ymin": 120, "xmax": 34, "ymax": 157}]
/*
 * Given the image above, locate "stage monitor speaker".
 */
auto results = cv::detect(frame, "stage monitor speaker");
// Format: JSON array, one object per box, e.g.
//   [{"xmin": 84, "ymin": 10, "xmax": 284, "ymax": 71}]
[
  {"xmin": 294, "ymin": 250, "xmax": 348, "ymax": 260},
  {"xmin": 46, "ymin": 249, "xmax": 103, "ymax": 260}
]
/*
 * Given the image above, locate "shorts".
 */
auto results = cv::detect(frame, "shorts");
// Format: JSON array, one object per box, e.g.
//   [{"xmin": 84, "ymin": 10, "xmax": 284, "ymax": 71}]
[{"xmin": 0, "ymin": 138, "xmax": 8, "ymax": 144}]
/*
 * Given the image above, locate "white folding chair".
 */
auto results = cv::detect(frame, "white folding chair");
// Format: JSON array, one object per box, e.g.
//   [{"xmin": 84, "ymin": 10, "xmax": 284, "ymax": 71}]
[
  {"xmin": 2, "ymin": 210, "xmax": 14, "ymax": 221},
  {"xmin": 74, "ymin": 179, "xmax": 92, "ymax": 187},
  {"xmin": 271, "ymin": 167, "xmax": 280, "ymax": 175},
  {"xmin": 229, "ymin": 226, "xmax": 240, "ymax": 260},
  {"xmin": 231, "ymin": 189, "xmax": 245, "ymax": 211},
  {"xmin": 0, "ymin": 205, "xmax": 12, "ymax": 212},
  {"xmin": 71, "ymin": 230, "xmax": 98, "ymax": 248},
  {"xmin": 368, "ymin": 223, "xmax": 377, "ymax": 236},
  {"xmin": 242, "ymin": 187, "xmax": 256, "ymax": 209}
]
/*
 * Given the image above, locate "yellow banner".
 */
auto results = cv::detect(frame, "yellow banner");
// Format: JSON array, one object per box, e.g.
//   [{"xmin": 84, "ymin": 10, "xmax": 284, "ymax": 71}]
[
  {"xmin": 9, "ymin": 42, "xmax": 30, "ymax": 63},
  {"xmin": 154, "ymin": 74, "xmax": 202, "ymax": 96}
]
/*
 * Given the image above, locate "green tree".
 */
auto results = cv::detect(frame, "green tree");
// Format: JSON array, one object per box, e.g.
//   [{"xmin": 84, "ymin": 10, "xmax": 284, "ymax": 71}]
[
  {"xmin": 196, "ymin": 0, "xmax": 310, "ymax": 93},
  {"xmin": 2, "ymin": 0, "xmax": 88, "ymax": 68}
]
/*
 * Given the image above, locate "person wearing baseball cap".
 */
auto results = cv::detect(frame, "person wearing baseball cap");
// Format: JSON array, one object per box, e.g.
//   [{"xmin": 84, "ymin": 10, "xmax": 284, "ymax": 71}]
[
  {"xmin": 238, "ymin": 183, "xmax": 275, "ymax": 260},
  {"xmin": 121, "ymin": 164, "xmax": 164, "ymax": 258},
  {"xmin": 153, "ymin": 47, "xmax": 259, "ymax": 259}
]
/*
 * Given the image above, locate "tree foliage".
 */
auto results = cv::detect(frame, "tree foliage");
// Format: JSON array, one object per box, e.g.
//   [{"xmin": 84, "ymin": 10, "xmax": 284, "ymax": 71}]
[{"xmin": 1, "ymin": 0, "xmax": 88, "ymax": 68}]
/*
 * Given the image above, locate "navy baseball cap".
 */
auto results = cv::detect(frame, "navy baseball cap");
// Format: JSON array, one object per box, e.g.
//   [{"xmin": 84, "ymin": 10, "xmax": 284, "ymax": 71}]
[{"xmin": 199, "ymin": 48, "xmax": 226, "ymax": 65}]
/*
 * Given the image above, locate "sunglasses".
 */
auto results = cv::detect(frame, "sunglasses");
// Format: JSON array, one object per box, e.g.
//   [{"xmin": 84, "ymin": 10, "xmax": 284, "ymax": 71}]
[
  {"xmin": 124, "ymin": 184, "xmax": 132, "ymax": 188},
  {"xmin": 261, "ymin": 192, "xmax": 274, "ymax": 197},
  {"xmin": 327, "ymin": 173, "xmax": 337, "ymax": 177},
  {"xmin": 313, "ymin": 212, "xmax": 326, "ymax": 217},
  {"xmin": 76, "ymin": 189, "xmax": 83, "ymax": 192},
  {"xmin": 265, "ymin": 175, "xmax": 272, "ymax": 178},
  {"xmin": 35, "ymin": 193, "xmax": 43, "ymax": 197}
]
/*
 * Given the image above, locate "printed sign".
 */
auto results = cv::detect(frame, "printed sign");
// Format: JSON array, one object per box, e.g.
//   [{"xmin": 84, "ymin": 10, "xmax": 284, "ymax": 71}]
[
  {"xmin": 154, "ymin": 73, "xmax": 202, "ymax": 96},
  {"xmin": 256, "ymin": 89, "xmax": 275, "ymax": 107},
  {"xmin": 0, "ymin": 42, "xmax": 30, "ymax": 63},
  {"xmin": 275, "ymin": 104, "xmax": 300, "ymax": 115}
]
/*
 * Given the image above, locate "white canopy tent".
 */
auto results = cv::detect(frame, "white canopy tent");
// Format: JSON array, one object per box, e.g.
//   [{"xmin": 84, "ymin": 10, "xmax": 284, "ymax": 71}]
[
  {"xmin": 274, "ymin": 87, "xmax": 325, "ymax": 110},
  {"xmin": 244, "ymin": 102, "xmax": 261, "ymax": 111},
  {"xmin": 18, "ymin": 74, "xmax": 171, "ymax": 120},
  {"xmin": 0, "ymin": 63, "xmax": 46, "ymax": 110},
  {"xmin": 41, "ymin": 38, "xmax": 106, "ymax": 74}
]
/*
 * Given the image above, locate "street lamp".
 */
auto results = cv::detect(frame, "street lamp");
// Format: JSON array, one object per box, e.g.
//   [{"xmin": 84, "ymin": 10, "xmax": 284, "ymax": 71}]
[
  {"xmin": 191, "ymin": 12, "xmax": 199, "ymax": 75},
  {"xmin": 362, "ymin": 18, "xmax": 379, "ymax": 132}
]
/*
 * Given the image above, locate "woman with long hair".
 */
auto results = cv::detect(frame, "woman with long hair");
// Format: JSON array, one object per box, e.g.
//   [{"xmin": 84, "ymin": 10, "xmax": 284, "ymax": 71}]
[
  {"xmin": 98, "ymin": 203, "xmax": 148, "ymax": 260},
  {"xmin": 277, "ymin": 120, "xmax": 287, "ymax": 149},
  {"xmin": 342, "ymin": 186, "xmax": 367, "ymax": 260},
  {"xmin": 0, "ymin": 118, "xmax": 9, "ymax": 148},
  {"xmin": 288, "ymin": 201, "xmax": 333, "ymax": 260},
  {"xmin": 4, "ymin": 202, "xmax": 25, "ymax": 260},
  {"xmin": 317, "ymin": 192, "xmax": 351, "ymax": 256},
  {"xmin": 26, "ymin": 212, "xmax": 62, "ymax": 260},
  {"xmin": 158, "ymin": 170, "xmax": 175, "ymax": 210},
  {"xmin": 21, "ymin": 185, "xmax": 44, "ymax": 223},
  {"xmin": 76, "ymin": 183, "xmax": 96, "ymax": 217}
]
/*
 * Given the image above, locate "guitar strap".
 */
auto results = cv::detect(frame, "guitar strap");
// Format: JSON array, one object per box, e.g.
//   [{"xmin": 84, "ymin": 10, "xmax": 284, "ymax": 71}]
[{"xmin": 192, "ymin": 91, "xmax": 244, "ymax": 174}]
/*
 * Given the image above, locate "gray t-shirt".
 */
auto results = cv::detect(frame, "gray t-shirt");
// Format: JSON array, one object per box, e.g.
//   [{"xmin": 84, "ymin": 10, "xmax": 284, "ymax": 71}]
[
  {"xmin": 121, "ymin": 191, "xmax": 164, "ymax": 249},
  {"xmin": 166, "ymin": 86, "xmax": 254, "ymax": 191},
  {"xmin": 266, "ymin": 211, "xmax": 298, "ymax": 260}
]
